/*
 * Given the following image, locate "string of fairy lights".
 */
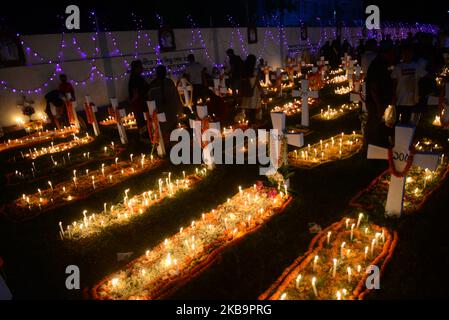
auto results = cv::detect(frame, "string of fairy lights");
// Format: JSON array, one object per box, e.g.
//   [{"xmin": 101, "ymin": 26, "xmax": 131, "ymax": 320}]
[{"xmin": 0, "ymin": 12, "xmax": 438, "ymax": 95}]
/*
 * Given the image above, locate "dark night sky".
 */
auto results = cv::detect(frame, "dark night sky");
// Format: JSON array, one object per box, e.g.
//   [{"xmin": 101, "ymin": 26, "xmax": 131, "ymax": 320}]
[{"xmin": 0, "ymin": 0, "xmax": 448, "ymax": 34}]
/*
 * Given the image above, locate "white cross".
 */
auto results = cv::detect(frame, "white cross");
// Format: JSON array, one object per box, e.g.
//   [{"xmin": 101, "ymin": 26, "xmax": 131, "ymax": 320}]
[
  {"xmin": 428, "ymin": 83, "xmax": 449, "ymax": 130},
  {"xmin": 269, "ymin": 112, "xmax": 304, "ymax": 171},
  {"xmin": 317, "ymin": 56, "xmax": 329, "ymax": 80},
  {"xmin": 84, "ymin": 96, "xmax": 100, "ymax": 136},
  {"xmin": 178, "ymin": 78, "xmax": 193, "ymax": 109},
  {"xmin": 191, "ymin": 105, "xmax": 220, "ymax": 169},
  {"xmin": 146, "ymin": 100, "xmax": 167, "ymax": 157},
  {"xmin": 110, "ymin": 98, "xmax": 128, "ymax": 144},
  {"xmin": 347, "ymin": 60, "xmax": 356, "ymax": 87},
  {"xmin": 264, "ymin": 66, "xmax": 272, "ymax": 87},
  {"xmin": 65, "ymin": 93, "xmax": 80, "ymax": 129},
  {"xmin": 367, "ymin": 125, "xmax": 440, "ymax": 217},
  {"xmin": 292, "ymin": 79, "xmax": 318, "ymax": 127}
]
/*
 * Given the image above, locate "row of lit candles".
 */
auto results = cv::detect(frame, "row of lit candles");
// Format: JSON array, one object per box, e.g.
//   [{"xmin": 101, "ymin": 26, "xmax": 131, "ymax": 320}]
[
  {"xmin": 96, "ymin": 185, "xmax": 289, "ymax": 299},
  {"xmin": 291, "ymin": 132, "xmax": 361, "ymax": 162},
  {"xmin": 59, "ymin": 168, "xmax": 208, "ymax": 240},
  {"xmin": 279, "ymin": 214, "xmax": 388, "ymax": 300}
]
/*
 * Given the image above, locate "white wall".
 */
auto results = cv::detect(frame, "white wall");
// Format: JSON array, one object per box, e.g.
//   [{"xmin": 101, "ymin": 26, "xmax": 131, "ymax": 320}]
[{"xmin": 0, "ymin": 26, "xmax": 362, "ymax": 127}]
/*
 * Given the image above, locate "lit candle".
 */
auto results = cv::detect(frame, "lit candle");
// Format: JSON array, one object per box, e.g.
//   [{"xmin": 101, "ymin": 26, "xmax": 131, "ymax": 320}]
[
  {"xmin": 92, "ymin": 176, "xmax": 96, "ymax": 189},
  {"xmin": 340, "ymin": 242, "xmax": 346, "ymax": 258},
  {"xmin": 336, "ymin": 290, "xmax": 342, "ymax": 300},
  {"xmin": 356, "ymin": 213, "xmax": 364, "ymax": 228},
  {"xmin": 73, "ymin": 177, "xmax": 77, "ymax": 188},
  {"xmin": 364, "ymin": 246, "xmax": 369, "ymax": 261},
  {"xmin": 350, "ymin": 224, "xmax": 355, "ymax": 241},
  {"xmin": 327, "ymin": 231, "xmax": 332, "ymax": 245},
  {"xmin": 115, "ymin": 157, "xmax": 119, "ymax": 165},
  {"xmin": 130, "ymin": 154, "xmax": 134, "ymax": 163},
  {"xmin": 313, "ymin": 255, "xmax": 319, "ymax": 272},
  {"xmin": 332, "ymin": 258, "xmax": 337, "ymax": 278},
  {"xmin": 311, "ymin": 277, "xmax": 318, "ymax": 297},
  {"xmin": 345, "ymin": 218, "xmax": 350, "ymax": 229},
  {"xmin": 48, "ymin": 181, "xmax": 53, "ymax": 191}
]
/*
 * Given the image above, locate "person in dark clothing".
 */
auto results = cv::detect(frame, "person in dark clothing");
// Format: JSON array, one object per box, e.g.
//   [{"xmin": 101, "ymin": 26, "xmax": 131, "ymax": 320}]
[
  {"xmin": 148, "ymin": 65, "xmax": 183, "ymax": 151},
  {"xmin": 128, "ymin": 60, "xmax": 149, "ymax": 130},
  {"xmin": 226, "ymin": 48, "xmax": 244, "ymax": 95},
  {"xmin": 58, "ymin": 74, "xmax": 76, "ymax": 101},
  {"xmin": 319, "ymin": 41, "xmax": 331, "ymax": 61},
  {"xmin": 342, "ymin": 39, "xmax": 352, "ymax": 56},
  {"xmin": 329, "ymin": 39, "xmax": 341, "ymax": 68},
  {"xmin": 44, "ymin": 90, "xmax": 68, "ymax": 129},
  {"xmin": 365, "ymin": 42, "xmax": 395, "ymax": 148}
]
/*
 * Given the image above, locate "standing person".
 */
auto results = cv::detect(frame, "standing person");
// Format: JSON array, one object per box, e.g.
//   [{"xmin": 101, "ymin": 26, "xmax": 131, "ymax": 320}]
[
  {"xmin": 365, "ymin": 42, "xmax": 395, "ymax": 148},
  {"xmin": 361, "ymin": 39, "xmax": 378, "ymax": 75},
  {"xmin": 128, "ymin": 60, "xmax": 149, "ymax": 133},
  {"xmin": 58, "ymin": 74, "xmax": 76, "ymax": 101},
  {"xmin": 240, "ymin": 54, "xmax": 262, "ymax": 124},
  {"xmin": 257, "ymin": 58, "xmax": 266, "ymax": 82},
  {"xmin": 329, "ymin": 39, "xmax": 341, "ymax": 68},
  {"xmin": 185, "ymin": 54, "xmax": 206, "ymax": 103},
  {"xmin": 148, "ymin": 65, "xmax": 183, "ymax": 151},
  {"xmin": 391, "ymin": 45, "xmax": 427, "ymax": 124},
  {"xmin": 319, "ymin": 41, "xmax": 331, "ymax": 61},
  {"xmin": 225, "ymin": 48, "xmax": 244, "ymax": 95}
]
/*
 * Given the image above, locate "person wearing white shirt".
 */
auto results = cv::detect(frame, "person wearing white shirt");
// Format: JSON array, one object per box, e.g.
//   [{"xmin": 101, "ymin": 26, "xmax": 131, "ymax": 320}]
[
  {"xmin": 361, "ymin": 39, "xmax": 378, "ymax": 75},
  {"xmin": 185, "ymin": 54, "xmax": 206, "ymax": 103},
  {"xmin": 391, "ymin": 46, "xmax": 427, "ymax": 124}
]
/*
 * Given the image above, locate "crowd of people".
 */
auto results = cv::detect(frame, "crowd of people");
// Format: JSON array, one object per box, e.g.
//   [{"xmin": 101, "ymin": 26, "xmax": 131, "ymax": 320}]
[{"xmin": 42, "ymin": 30, "xmax": 449, "ymax": 155}]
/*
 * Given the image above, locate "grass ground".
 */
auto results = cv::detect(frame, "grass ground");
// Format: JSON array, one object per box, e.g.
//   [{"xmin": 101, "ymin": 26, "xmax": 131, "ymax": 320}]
[{"xmin": 1, "ymin": 86, "xmax": 448, "ymax": 299}]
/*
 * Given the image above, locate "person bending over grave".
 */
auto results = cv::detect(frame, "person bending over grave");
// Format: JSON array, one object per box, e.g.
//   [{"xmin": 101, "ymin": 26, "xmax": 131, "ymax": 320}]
[
  {"xmin": 128, "ymin": 60, "xmax": 150, "ymax": 134},
  {"xmin": 240, "ymin": 54, "xmax": 263, "ymax": 124},
  {"xmin": 58, "ymin": 74, "xmax": 76, "ymax": 101},
  {"xmin": 391, "ymin": 45, "xmax": 427, "ymax": 125},
  {"xmin": 148, "ymin": 65, "xmax": 182, "ymax": 152},
  {"xmin": 365, "ymin": 41, "xmax": 395, "ymax": 148}
]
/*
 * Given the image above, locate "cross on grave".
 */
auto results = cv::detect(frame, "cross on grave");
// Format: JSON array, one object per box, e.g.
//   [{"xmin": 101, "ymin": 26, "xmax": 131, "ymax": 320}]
[
  {"xmin": 317, "ymin": 56, "xmax": 329, "ymax": 81},
  {"xmin": 84, "ymin": 96, "xmax": 100, "ymax": 136},
  {"xmin": 347, "ymin": 61, "xmax": 356, "ymax": 88},
  {"xmin": 212, "ymin": 78, "xmax": 227, "ymax": 96},
  {"xmin": 292, "ymin": 79, "xmax": 319, "ymax": 127},
  {"xmin": 110, "ymin": 98, "xmax": 128, "ymax": 144},
  {"xmin": 65, "ymin": 93, "xmax": 80, "ymax": 129},
  {"xmin": 191, "ymin": 105, "xmax": 221, "ymax": 170},
  {"xmin": 178, "ymin": 78, "xmax": 193, "ymax": 109},
  {"xmin": 270, "ymin": 112, "xmax": 304, "ymax": 171},
  {"xmin": 263, "ymin": 66, "xmax": 272, "ymax": 87},
  {"xmin": 146, "ymin": 101, "xmax": 167, "ymax": 157},
  {"xmin": 367, "ymin": 125, "xmax": 440, "ymax": 217},
  {"xmin": 352, "ymin": 66, "xmax": 362, "ymax": 92},
  {"xmin": 428, "ymin": 83, "xmax": 449, "ymax": 130}
]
